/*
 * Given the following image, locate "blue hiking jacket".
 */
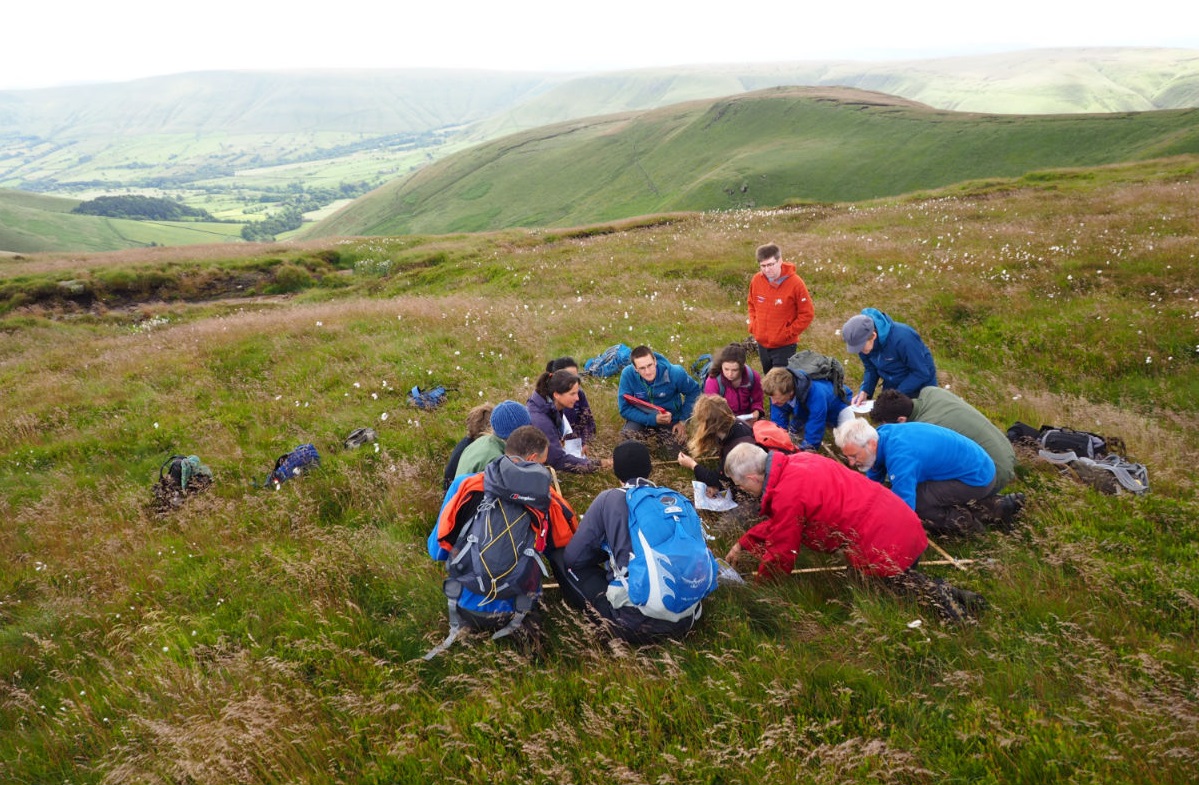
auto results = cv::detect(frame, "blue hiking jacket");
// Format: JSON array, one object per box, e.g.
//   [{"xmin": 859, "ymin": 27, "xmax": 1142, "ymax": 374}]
[
  {"xmin": 866, "ymin": 421, "xmax": 996, "ymax": 510},
  {"xmin": 856, "ymin": 308, "xmax": 938, "ymax": 399},
  {"xmin": 769, "ymin": 374, "xmax": 853, "ymax": 450},
  {"xmin": 617, "ymin": 352, "xmax": 702, "ymax": 426}
]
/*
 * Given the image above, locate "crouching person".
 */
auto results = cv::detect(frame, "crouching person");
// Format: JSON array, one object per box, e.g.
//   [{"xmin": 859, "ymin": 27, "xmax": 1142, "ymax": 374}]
[
  {"xmin": 563, "ymin": 440, "xmax": 719, "ymax": 644},
  {"xmin": 722, "ymin": 442, "xmax": 986, "ymax": 623},
  {"xmin": 834, "ymin": 418, "xmax": 1024, "ymax": 535},
  {"xmin": 425, "ymin": 425, "xmax": 577, "ymax": 658}
]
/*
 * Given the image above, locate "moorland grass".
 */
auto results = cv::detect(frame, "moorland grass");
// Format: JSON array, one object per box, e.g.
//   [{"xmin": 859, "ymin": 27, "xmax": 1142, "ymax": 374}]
[{"xmin": 1, "ymin": 162, "xmax": 1197, "ymax": 784}]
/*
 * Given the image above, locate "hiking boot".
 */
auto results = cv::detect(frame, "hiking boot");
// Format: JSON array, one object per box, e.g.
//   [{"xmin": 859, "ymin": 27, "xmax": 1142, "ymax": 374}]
[
  {"xmin": 993, "ymin": 492, "xmax": 1026, "ymax": 531},
  {"xmin": 925, "ymin": 507, "xmax": 985, "ymax": 537},
  {"xmin": 928, "ymin": 579, "xmax": 967, "ymax": 624}
]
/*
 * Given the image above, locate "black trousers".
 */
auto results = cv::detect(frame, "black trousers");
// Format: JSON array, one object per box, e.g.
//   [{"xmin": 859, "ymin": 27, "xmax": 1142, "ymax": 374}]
[
  {"xmin": 757, "ymin": 343, "xmax": 796, "ymax": 373},
  {"xmin": 563, "ymin": 562, "xmax": 696, "ymax": 644}
]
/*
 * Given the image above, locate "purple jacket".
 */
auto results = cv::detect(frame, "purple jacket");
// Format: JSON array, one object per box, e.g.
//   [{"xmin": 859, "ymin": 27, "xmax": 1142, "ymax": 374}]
[{"xmin": 526, "ymin": 392, "xmax": 599, "ymax": 473}]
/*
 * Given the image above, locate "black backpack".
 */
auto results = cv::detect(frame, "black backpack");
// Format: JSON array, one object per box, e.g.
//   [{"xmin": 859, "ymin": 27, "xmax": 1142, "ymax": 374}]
[
  {"xmin": 1008, "ymin": 422, "xmax": 1122, "ymax": 459},
  {"xmin": 426, "ymin": 457, "xmax": 553, "ymax": 658},
  {"xmin": 153, "ymin": 454, "xmax": 213, "ymax": 512},
  {"xmin": 1039, "ymin": 427, "xmax": 1108, "ymax": 459},
  {"xmin": 786, "ymin": 350, "xmax": 849, "ymax": 403}
]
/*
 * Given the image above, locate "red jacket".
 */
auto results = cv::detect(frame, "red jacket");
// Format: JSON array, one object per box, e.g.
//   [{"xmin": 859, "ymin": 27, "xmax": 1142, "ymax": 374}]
[
  {"xmin": 747, "ymin": 262, "xmax": 815, "ymax": 349},
  {"xmin": 738, "ymin": 452, "xmax": 927, "ymax": 578}
]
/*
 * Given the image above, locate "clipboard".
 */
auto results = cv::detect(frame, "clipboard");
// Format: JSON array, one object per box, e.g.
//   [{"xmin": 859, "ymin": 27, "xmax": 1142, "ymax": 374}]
[{"xmin": 622, "ymin": 394, "xmax": 668, "ymax": 414}]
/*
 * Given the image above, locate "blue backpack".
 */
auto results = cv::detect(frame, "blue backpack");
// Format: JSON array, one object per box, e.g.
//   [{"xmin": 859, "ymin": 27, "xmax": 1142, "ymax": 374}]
[
  {"xmin": 616, "ymin": 482, "xmax": 718, "ymax": 620},
  {"xmin": 583, "ymin": 343, "xmax": 632, "ymax": 377},
  {"xmin": 266, "ymin": 443, "xmax": 320, "ymax": 487},
  {"xmin": 408, "ymin": 385, "xmax": 447, "ymax": 410},
  {"xmin": 689, "ymin": 353, "xmax": 712, "ymax": 382}
]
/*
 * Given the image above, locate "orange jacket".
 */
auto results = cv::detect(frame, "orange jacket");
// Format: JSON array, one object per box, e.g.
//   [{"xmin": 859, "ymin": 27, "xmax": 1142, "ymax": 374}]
[{"xmin": 747, "ymin": 262, "xmax": 815, "ymax": 348}]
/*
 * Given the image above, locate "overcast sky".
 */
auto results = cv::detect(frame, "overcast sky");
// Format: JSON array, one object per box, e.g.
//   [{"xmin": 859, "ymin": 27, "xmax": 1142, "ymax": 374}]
[{"xmin": 8, "ymin": 0, "xmax": 1198, "ymax": 91}]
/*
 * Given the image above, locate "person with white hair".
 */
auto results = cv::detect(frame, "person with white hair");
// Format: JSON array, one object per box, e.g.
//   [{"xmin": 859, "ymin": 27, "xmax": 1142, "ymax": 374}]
[{"xmin": 834, "ymin": 417, "xmax": 1024, "ymax": 535}]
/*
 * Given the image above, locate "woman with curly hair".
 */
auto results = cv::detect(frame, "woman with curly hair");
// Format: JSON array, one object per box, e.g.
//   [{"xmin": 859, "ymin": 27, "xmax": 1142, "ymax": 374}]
[{"xmin": 677, "ymin": 394, "xmax": 757, "ymax": 492}]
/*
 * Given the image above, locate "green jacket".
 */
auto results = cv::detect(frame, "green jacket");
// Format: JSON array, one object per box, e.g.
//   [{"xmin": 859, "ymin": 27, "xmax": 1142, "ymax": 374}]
[
  {"xmin": 910, "ymin": 386, "xmax": 1016, "ymax": 490},
  {"xmin": 455, "ymin": 433, "xmax": 506, "ymax": 477}
]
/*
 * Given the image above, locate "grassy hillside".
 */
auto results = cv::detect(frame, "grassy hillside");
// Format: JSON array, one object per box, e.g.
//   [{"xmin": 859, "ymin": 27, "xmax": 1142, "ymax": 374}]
[
  {"xmin": 1, "ymin": 159, "xmax": 1197, "ymax": 784},
  {"xmin": 303, "ymin": 87, "xmax": 1199, "ymax": 237},
  {"xmin": 6, "ymin": 49, "xmax": 1199, "ymax": 254}
]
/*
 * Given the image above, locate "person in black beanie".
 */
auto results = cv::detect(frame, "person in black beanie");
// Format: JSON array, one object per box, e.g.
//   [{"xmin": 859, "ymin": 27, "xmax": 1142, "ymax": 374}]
[{"xmin": 562, "ymin": 440, "xmax": 706, "ymax": 643}]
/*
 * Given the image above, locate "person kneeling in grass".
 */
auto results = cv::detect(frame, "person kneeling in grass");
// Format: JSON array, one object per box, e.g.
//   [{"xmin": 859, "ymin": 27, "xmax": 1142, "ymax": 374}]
[{"xmin": 723, "ymin": 442, "xmax": 986, "ymax": 623}]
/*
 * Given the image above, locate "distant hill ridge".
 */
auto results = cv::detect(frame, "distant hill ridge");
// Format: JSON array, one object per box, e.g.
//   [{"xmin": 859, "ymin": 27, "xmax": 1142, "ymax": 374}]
[{"xmin": 302, "ymin": 85, "xmax": 1199, "ymax": 238}]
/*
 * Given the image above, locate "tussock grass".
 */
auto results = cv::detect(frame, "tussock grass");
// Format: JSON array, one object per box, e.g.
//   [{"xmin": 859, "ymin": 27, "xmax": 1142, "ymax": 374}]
[{"xmin": 2, "ymin": 162, "xmax": 1198, "ymax": 784}]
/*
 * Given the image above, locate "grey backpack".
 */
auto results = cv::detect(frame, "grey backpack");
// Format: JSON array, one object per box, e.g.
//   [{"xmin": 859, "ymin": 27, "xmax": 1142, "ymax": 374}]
[
  {"xmin": 426, "ymin": 457, "xmax": 553, "ymax": 658},
  {"xmin": 786, "ymin": 350, "xmax": 850, "ymax": 403}
]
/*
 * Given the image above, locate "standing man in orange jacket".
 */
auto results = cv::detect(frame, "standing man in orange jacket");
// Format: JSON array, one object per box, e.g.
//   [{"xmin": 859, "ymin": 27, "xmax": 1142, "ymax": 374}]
[{"xmin": 747, "ymin": 243, "xmax": 815, "ymax": 373}]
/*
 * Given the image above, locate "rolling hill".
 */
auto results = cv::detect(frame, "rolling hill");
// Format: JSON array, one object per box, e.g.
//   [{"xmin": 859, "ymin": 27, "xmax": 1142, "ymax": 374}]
[
  {"xmin": 465, "ymin": 48, "xmax": 1199, "ymax": 141},
  {"xmin": 5, "ymin": 48, "xmax": 1199, "ymax": 253},
  {"xmin": 302, "ymin": 86, "xmax": 1199, "ymax": 237}
]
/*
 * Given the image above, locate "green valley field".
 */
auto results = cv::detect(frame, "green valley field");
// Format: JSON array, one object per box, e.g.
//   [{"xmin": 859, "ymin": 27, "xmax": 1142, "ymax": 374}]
[{"xmin": 1, "ymin": 156, "xmax": 1196, "ymax": 783}]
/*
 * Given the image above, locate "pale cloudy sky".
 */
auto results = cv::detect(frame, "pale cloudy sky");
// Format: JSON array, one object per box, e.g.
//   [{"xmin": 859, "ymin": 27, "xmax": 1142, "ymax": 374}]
[{"xmin": 8, "ymin": 0, "xmax": 1197, "ymax": 90}]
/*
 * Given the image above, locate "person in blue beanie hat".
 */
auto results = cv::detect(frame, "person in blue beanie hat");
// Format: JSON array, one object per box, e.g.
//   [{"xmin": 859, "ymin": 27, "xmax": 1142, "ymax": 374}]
[{"xmin": 455, "ymin": 399, "xmax": 531, "ymax": 477}]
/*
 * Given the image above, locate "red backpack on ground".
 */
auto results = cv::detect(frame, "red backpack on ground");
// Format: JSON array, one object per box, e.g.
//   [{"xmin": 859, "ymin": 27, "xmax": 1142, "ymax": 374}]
[{"xmin": 752, "ymin": 420, "xmax": 798, "ymax": 453}]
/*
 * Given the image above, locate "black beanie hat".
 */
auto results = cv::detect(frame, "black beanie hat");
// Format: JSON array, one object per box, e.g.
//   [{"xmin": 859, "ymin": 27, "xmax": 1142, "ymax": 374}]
[{"xmin": 612, "ymin": 440, "xmax": 652, "ymax": 483}]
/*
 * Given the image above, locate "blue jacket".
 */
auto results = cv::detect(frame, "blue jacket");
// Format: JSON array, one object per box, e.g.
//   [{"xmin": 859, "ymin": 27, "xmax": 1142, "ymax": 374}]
[
  {"xmin": 617, "ymin": 352, "xmax": 701, "ymax": 426},
  {"xmin": 769, "ymin": 373, "xmax": 853, "ymax": 450},
  {"xmin": 867, "ymin": 422, "xmax": 996, "ymax": 510},
  {"xmin": 856, "ymin": 308, "xmax": 938, "ymax": 399}
]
